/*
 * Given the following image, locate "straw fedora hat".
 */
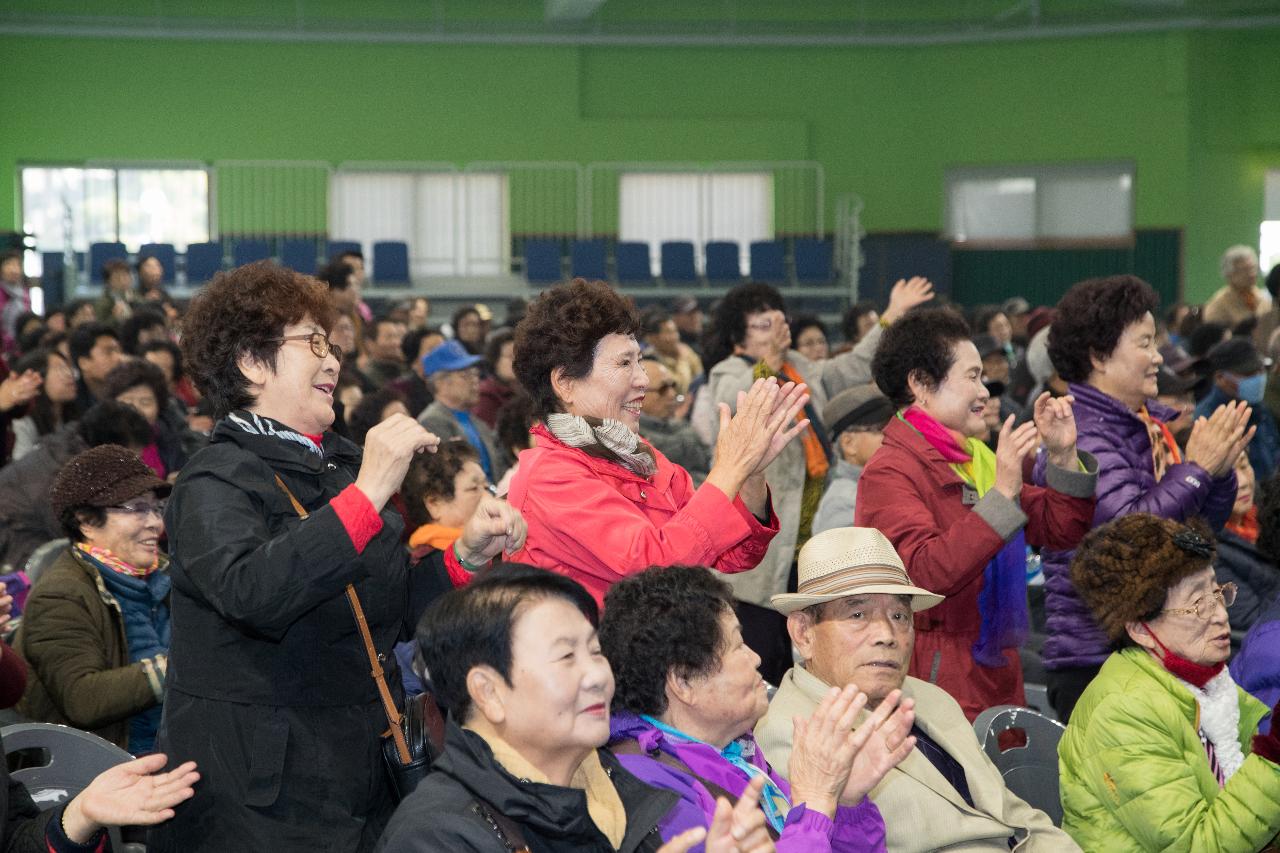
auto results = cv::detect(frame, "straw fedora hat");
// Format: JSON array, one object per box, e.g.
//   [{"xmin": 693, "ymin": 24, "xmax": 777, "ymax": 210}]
[{"xmin": 771, "ymin": 527, "xmax": 944, "ymax": 614}]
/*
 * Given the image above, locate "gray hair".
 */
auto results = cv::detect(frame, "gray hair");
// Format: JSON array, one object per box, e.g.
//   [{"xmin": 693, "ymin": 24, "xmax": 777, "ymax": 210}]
[{"xmin": 1221, "ymin": 244, "xmax": 1258, "ymax": 279}]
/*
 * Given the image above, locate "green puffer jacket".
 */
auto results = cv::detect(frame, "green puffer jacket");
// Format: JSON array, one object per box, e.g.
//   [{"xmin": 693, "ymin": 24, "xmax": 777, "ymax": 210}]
[{"xmin": 1058, "ymin": 647, "xmax": 1280, "ymax": 852}]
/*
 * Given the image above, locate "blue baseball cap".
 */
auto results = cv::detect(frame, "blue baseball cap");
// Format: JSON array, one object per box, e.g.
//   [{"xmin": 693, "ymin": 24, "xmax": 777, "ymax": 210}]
[{"xmin": 421, "ymin": 340, "xmax": 483, "ymax": 377}]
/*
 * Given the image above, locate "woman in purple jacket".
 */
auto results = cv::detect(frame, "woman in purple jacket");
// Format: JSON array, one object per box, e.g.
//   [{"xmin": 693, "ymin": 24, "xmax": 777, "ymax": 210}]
[
  {"xmin": 1043, "ymin": 274, "xmax": 1252, "ymax": 721},
  {"xmin": 600, "ymin": 565, "xmax": 917, "ymax": 852}
]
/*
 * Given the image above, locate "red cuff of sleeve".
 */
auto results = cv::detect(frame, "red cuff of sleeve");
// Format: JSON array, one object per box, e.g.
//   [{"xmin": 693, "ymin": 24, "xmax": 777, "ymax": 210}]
[
  {"xmin": 1252, "ymin": 732, "xmax": 1280, "ymax": 765},
  {"xmin": 733, "ymin": 488, "xmax": 779, "ymax": 532},
  {"xmin": 330, "ymin": 485, "xmax": 385, "ymax": 554},
  {"xmin": 443, "ymin": 545, "xmax": 477, "ymax": 588}
]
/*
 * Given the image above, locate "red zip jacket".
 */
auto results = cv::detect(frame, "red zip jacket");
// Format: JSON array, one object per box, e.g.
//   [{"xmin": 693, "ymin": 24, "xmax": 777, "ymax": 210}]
[{"xmin": 507, "ymin": 424, "xmax": 778, "ymax": 606}]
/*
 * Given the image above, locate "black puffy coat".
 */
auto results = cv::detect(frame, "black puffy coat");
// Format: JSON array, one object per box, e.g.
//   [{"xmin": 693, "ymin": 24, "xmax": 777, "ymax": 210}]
[
  {"xmin": 149, "ymin": 413, "xmax": 452, "ymax": 852},
  {"xmin": 375, "ymin": 722, "xmax": 676, "ymax": 853}
]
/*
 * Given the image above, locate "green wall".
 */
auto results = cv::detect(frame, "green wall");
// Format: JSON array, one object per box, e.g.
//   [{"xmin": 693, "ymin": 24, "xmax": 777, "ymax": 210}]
[{"xmin": 2, "ymin": 24, "xmax": 1278, "ymax": 303}]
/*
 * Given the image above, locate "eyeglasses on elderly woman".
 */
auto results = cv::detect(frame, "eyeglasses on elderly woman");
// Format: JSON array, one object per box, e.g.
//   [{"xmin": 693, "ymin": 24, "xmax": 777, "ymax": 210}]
[
  {"xmin": 269, "ymin": 331, "xmax": 343, "ymax": 364},
  {"xmin": 1160, "ymin": 582, "xmax": 1237, "ymax": 621}
]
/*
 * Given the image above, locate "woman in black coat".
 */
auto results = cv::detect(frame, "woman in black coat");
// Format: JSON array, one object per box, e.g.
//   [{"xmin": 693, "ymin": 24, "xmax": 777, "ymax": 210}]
[{"xmin": 150, "ymin": 262, "xmax": 525, "ymax": 852}]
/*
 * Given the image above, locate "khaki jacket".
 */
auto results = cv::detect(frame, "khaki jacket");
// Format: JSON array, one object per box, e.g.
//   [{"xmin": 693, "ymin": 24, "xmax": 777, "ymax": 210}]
[{"xmin": 756, "ymin": 665, "xmax": 1079, "ymax": 852}]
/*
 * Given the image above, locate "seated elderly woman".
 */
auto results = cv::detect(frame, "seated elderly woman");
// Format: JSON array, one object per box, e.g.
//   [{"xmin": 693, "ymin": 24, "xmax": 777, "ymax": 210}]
[
  {"xmin": 1059, "ymin": 514, "xmax": 1280, "ymax": 851},
  {"xmin": 1044, "ymin": 275, "xmax": 1249, "ymax": 721},
  {"xmin": 856, "ymin": 307, "xmax": 1098, "ymax": 719},
  {"xmin": 376, "ymin": 562, "xmax": 773, "ymax": 853},
  {"xmin": 508, "ymin": 278, "xmax": 808, "ymax": 607},
  {"xmin": 15, "ymin": 444, "xmax": 172, "ymax": 753},
  {"xmin": 600, "ymin": 565, "xmax": 918, "ymax": 851}
]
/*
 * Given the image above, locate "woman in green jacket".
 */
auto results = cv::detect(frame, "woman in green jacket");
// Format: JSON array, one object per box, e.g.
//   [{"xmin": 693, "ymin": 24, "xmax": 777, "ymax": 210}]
[{"xmin": 1059, "ymin": 512, "xmax": 1280, "ymax": 852}]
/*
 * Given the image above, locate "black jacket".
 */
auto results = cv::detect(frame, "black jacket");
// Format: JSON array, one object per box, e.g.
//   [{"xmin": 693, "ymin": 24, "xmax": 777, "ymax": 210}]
[
  {"xmin": 1216, "ymin": 531, "xmax": 1280, "ymax": 631},
  {"xmin": 0, "ymin": 424, "xmax": 85, "ymax": 572},
  {"xmin": 149, "ymin": 413, "xmax": 452, "ymax": 853},
  {"xmin": 375, "ymin": 722, "xmax": 677, "ymax": 853}
]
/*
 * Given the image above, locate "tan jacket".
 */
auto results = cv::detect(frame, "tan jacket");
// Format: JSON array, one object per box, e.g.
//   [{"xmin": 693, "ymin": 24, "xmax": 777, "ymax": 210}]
[
  {"xmin": 1203, "ymin": 285, "xmax": 1272, "ymax": 330},
  {"xmin": 755, "ymin": 665, "xmax": 1080, "ymax": 853}
]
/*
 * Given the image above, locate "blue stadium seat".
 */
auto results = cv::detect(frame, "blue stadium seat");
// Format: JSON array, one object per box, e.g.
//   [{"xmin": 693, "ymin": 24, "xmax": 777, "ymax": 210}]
[
  {"xmin": 570, "ymin": 240, "xmax": 607, "ymax": 280},
  {"xmin": 704, "ymin": 241, "xmax": 741, "ymax": 282},
  {"xmin": 749, "ymin": 240, "xmax": 787, "ymax": 285},
  {"xmin": 660, "ymin": 242, "xmax": 697, "ymax": 284},
  {"xmin": 137, "ymin": 243, "xmax": 177, "ymax": 284},
  {"xmin": 232, "ymin": 239, "xmax": 272, "ymax": 267},
  {"xmin": 281, "ymin": 239, "xmax": 320, "ymax": 274},
  {"xmin": 184, "ymin": 242, "xmax": 224, "ymax": 284},
  {"xmin": 794, "ymin": 238, "xmax": 834, "ymax": 285},
  {"xmin": 524, "ymin": 239, "xmax": 563, "ymax": 284},
  {"xmin": 327, "ymin": 240, "xmax": 363, "ymax": 264},
  {"xmin": 615, "ymin": 242, "xmax": 655, "ymax": 287},
  {"xmin": 88, "ymin": 242, "xmax": 128, "ymax": 282},
  {"xmin": 40, "ymin": 253, "xmax": 65, "ymax": 308},
  {"xmin": 373, "ymin": 241, "xmax": 410, "ymax": 285}
]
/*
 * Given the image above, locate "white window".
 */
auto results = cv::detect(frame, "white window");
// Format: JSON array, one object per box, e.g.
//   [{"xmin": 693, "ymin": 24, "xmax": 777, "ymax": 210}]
[
  {"xmin": 619, "ymin": 172, "xmax": 773, "ymax": 275},
  {"xmin": 20, "ymin": 166, "xmax": 210, "ymax": 269},
  {"xmin": 329, "ymin": 170, "xmax": 509, "ymax": 279},
  {"xmin": 946, "ymin": 164, "xmax": 1133, "ymax": 243},
  {"xmin": 1260, "ymin": 170, "xmax": 1280, "ymax": 276}
]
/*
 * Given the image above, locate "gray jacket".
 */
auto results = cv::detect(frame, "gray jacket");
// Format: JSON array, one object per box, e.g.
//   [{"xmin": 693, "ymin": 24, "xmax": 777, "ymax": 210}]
[
  {"xmin": 702, "ymin": 324, "xmax": 882, "ymax": 606},
  {"xmin": 812, "ymin": 458, "xmax": 863, "ymax": 536},
  {"xmin": 418, "ymin": 400, "xmax": 508, "ymax": 482}
]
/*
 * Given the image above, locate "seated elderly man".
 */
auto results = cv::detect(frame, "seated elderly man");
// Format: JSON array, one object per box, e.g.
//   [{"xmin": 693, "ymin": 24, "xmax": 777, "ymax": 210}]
[{"xmin": 756, "ymin": 527, "xmax": 1079, "ymax": 852}]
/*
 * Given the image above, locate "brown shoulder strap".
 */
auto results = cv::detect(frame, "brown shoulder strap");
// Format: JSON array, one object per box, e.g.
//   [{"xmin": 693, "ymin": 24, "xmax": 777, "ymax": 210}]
[
  {"xmin": 472, "ymin": 797, "xmax": 531, "ymax": 853},
  {"xmin": 272, "ymin": 474, "xmax": 412, "ymax": 765}
]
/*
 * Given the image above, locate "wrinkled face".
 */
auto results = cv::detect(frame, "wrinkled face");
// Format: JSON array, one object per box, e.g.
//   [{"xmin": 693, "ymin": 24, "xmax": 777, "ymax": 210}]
[
  {"xmin": 82, "ymin": 491, "xmax": 165, "ymax": 569},
  {"xmin": 1227, "ymin": 254, "xmax": 1260, "ymax": 291},
  {"xmin": 427, "ymin": 460, "xmax": 488, "ymax": 528},
  {"xmin": 138, "ymin": 257, "xmax": 164, "ymax": 288},
  {"xmin": 1091, "ymin": 312, "xmax": 1162, "ymax": 410},
  {"xmin": 1137, "ymin": 566, "xmax": 1233, "ymax": 668},
  {"xmin": 494, "ymin": 340, "xmax": 516, "ymax": 384},
  {"xmin": 79, "ymin": 335, "xmax": 124, "ymax": 383},
  {"xmin": 681, "ymin": 608, "xmax": 769, "ymax": 739},
  {"xmin": 649, "ymin": 320, "xmax": 681, "ymax": 358},
  {"xmin": 560, "ymin": 333, "xmax": 648, "ymax": 431},
  {"xmin": 914, "ymin": 340, "xmax": 988, "ymax": 438},
  {"xmin": 641, "ymin": 359, "xmax": 678, "ymax": 419},
  {"xmin": 372, "ymin": 321, "xmax": 407, "ymax": 363},
  {"xmin": 795, "ymin": 325, "xmax": 829, "ymax": 362},
  {"xmin": 43, "ymin": 353, "xmax": 77, "ymax": 404},
  {"xmin": 1232, "ymin": 453, "xmax": 1256, "ymax": 515},
  {"xmin": 433, "ymin": 366, "xmax": 481, "ymax": 410},
  {"xmin": 245, "ymin": 316, "xmax": 339, "ymax": 436},
  {"xmin": 143, "ymin": 349, "xmax": 175, "ymax": 385},
  {"xmin": 493, "ymin": 598, "xmax": 614, "ymax": 765},
  {"xmin": 737, "ymin": 309, "xmax": 790, "ymax": 362},
  {"xmin": 115, "ymin": 383, "xmax": 160, "ymax": 426},
  {"xmin": 987, "ymin": 313, "xmax": 1013, "ymax": 346},
  {"xmin": 794, "ymin": 593, "xmax": 914, "ymax": 709}
]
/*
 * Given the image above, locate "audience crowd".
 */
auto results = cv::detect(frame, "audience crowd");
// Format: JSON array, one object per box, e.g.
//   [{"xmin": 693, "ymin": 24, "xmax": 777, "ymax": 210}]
[{"xmin": 0, "ymin": 239, "xmax": 1278, "ymax": 852}]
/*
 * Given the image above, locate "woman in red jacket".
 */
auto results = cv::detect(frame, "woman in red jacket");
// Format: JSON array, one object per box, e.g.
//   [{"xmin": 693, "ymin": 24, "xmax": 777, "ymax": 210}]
[
  {"xmin": 507, "ymin": 278, "xmax": 809, "ymax": 607},
  {"xmin": 856, "ymin": 308, "xmax": 1098, "ymax": 719}
]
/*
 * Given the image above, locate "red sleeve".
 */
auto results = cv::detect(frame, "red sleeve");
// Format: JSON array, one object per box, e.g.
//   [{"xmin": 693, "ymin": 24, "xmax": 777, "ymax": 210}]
[
  {"xmin": 1021, "ymin": 484, "xmax": 1095, "ymax": 552},
  {"xmin": 329, "ymin": 485, "xmax": 384, "ymax": 554},
  {"xmin": 0, "ymin": 639, "xmax": 28, "ymax": 709},
  {"xmin": 443, "ymin": 546, "xmax": 479, "ymax": 588}
]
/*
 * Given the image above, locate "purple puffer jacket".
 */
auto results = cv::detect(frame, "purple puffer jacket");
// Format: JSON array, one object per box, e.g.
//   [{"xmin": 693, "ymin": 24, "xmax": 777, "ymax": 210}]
[
  {"xmin": 1040, "ymin": 382, "xmax": 1238, "ymax": 670},
  {"xmin": 608, "ymin": 711, "xmax": 886, "ymax": 852}
]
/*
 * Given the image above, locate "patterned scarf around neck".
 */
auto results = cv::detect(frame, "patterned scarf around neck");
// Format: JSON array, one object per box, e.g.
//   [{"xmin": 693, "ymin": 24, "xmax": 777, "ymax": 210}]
[
  {"xmin": 545, "ymin": 413, "xmax": 657, "ymax": 478},
  {"xmin": 76, "ymin": 542, "xmax": 158, "ymax": 577},
  {"xmin": 227, "ymin": 410, "xmax": 323, "ymax": 455},
  {"xmin": 900, "ymin": 406, "xmax": 1029, "ymax": 667}
]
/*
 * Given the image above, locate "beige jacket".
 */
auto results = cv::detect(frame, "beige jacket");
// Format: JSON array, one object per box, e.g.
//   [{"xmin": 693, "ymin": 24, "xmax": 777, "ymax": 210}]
[
  {"xmin": 756, "ymin": 665, "xmax": 1080, "ymax": 853},
  {"xmin": 1203, "ymin": 285, "xmax": 1272, "ymax": 330}
]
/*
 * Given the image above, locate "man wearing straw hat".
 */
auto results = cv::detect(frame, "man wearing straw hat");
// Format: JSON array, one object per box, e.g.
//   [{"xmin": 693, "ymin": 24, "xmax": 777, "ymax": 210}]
[{"xmin": 756, "ymin": 527, "xmax": 1077, "ymax": 852}]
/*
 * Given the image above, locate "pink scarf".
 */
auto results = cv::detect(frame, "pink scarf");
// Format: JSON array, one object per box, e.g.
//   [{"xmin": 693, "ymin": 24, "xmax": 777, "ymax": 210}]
[{"xmin": 901, "ymin": 406, "xmax": 971, "ymax": 462}]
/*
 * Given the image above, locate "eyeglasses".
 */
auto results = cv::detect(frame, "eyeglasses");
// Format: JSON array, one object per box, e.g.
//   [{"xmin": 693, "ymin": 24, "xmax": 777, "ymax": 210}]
[
  {"xmin": 108, "ymin": 499, "xmax": 167, "ymax": 519},
  {"xmin": 270, "ymin": 331, "xmax": 343, "ymax": 363},
  {"xmin": 1161, "ymin": 583, "xmax": 1237, "ymax": 620},
  {"xmin": 747, "ymin": 313, "xmax": 790, "ymax": 333}
]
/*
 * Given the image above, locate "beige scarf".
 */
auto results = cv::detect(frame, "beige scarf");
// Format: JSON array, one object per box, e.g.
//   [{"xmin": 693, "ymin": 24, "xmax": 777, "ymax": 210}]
[
  {"xmin": 545, "ymin": 413, "xmax": 657, "ymax": 478},
  {"xmin": 465, "ymin": 721, "xmax": 628, "ymax": 848}
]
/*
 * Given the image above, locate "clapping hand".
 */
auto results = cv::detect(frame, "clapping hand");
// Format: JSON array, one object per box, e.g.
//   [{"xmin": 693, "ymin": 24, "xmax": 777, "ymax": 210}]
[
  {"xmin": 841, "ymin": 689, "xmax": 916, "ymax": 804},
  {"xmin": 1185, "ymin": 401, "xmax": 1255, "ymax": 478},
  {"xmin": 656, "ymin": 775, "xmax": 775, "ymax": 853},
  {"xmin": 0, "ymin": 369, "xmax": 41, "ymax": 412},
  {"xmin": 788, "ymin": 685, "xmax": 869, "ymax": 818},
  {"xmin": 713, "ymin": 378, "xmax": 810, "ymax": 481},
  {"xmin": 993, "ymin": 416, "xmax": 1040, "ymax": 502},
  {"xmin": 1031, "ymin": 392, "xmax": 1078, "ymax": 468}
]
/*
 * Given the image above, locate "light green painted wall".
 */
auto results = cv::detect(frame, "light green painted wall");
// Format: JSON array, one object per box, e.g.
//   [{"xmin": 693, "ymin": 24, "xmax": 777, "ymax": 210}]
[{"xmin": 1, "ymin": 25, "xmax": 1278, "ymax": 301}]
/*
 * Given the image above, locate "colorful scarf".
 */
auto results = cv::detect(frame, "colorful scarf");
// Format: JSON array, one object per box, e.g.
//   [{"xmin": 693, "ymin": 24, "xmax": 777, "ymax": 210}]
[
  {"xmin": 900, "ymin": 406, "xmax": 1029, "ymax": 667},
  {"xmin": 545, "ymin": 413, "xmax": 657, "ymax": 478},
  {"xmin": 1137, "ymin": 406, "xmax": 1181, "ymax": 482},
  {"xmin": 227, "ymin": 410, "xmax": 323, "ymax": 455},
  {"xmin": 1226, "ymin": 506, "xmax": 1259, "ymax": 544},
  {"xmin": 76, "ymin": 543, "xmax": 158, "ymax": 577}
]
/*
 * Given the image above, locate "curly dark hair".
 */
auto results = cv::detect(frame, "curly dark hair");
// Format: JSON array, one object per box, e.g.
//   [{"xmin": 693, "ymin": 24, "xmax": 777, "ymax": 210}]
[
  {"xmin": 417, "ymin": 562, "xmax": 598, "ymax": 721},
  {"xmin": 789, "ymin": 313, "xmax": 827, "ymax": 345},
  {"xmin": 120, "ymin": 307, "xmax": 167, "ymax": 356},
  {"xmin": 103, "ymin": 358, "xmax": 170, "ymax": 415},
  {"xmin": 513, "ymin": 278, "xmax": 639, "ymax": 419},
  {"xmin": 871, "ymin": 307, "xmax": 972, "ymax": 408},
  {"xmin": 1048, "ymin": 275, "xmax": 1159, "ymax": 384},
  {"xmin": 402, "ymin": 439, "xmax": 481, "ymax": 525},
  {"xmin": 495, "ymin": 390, "xmax": 536, "ymax": 457},
  {"xmin": 702, "ymin": 283, "xmax": 786, "ymax": 368},
  {"xmin": 1069, "ymin": 514, "xmax": 1215, "ymax": 648},
  {"xmin": 600, "ymin": 565, "xmax": 736, "ymax": 716},
  {"xmin": 345, "ymin": 387, "xmax": 406, "ymax": 447},
  {"xmin": 139, "ymin": 339, "xmax": 185, "ymax": 383},
  {"xmin": 179, "ymin": 261, "xmax": 335, "ymax": 418}
]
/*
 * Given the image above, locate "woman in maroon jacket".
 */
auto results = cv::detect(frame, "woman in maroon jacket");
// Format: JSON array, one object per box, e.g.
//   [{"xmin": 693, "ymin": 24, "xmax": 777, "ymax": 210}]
[{"xmin": 856, "ymin": 308, "xmax": 1098, "ymax": 719}]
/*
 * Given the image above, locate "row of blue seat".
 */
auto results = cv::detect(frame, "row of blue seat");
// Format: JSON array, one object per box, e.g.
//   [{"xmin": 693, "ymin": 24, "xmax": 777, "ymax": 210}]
[
  {"xmin": 523, "ymin": 238, "xmax": 835, "ymax": 287},
  {"xmin": 54, "ymin": 239, "xmax": 410, "ymax": 287}
]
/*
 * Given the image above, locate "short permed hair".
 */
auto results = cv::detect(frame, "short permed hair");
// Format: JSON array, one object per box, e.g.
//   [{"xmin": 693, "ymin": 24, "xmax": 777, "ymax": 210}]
[
  {"xmin": 1048, "ymin": 275, "xmax": 1158, "ymax": 384},
  {"xmin": 416, "ymin": 563, "xmax": 598, "ymax": 722},
  {"xmin": 871, "ymin": 307, "xmax": 972, "ymax": 408},
  {"xmin": 401, "ymin": 438, "xmax": 481, "ymax": 523},
  {"xmin": 599, "ymin": 565, "xmax": 736, "ymax": 716},
  {"xmin": 69, "ymin": 322, "xmax": 119, "ymax": 370},
  {"xmin": 703, "ymin": 283, "xmax": 786, "ymax": 368},
  {"xmin": 1069, "ymin": 514, "xmax": 1215, "ymax": 648},
  {"xmin": 512, "ymin": 278, "xmax": 639, "ymax": 419},
  {"xmin": 103, "ymin": 358, "xmax": 170, "ymax": 414},
  {"xmin": 179, "ymin": 261, "xmax": 335, "ymax": 418},
  {"xmin": 139, "ymin": 339, "xmax": 185, "ymax": 383},
  {"xmin": 346, "ymin": 387, "xmax": 406, "ymax": 447}
]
